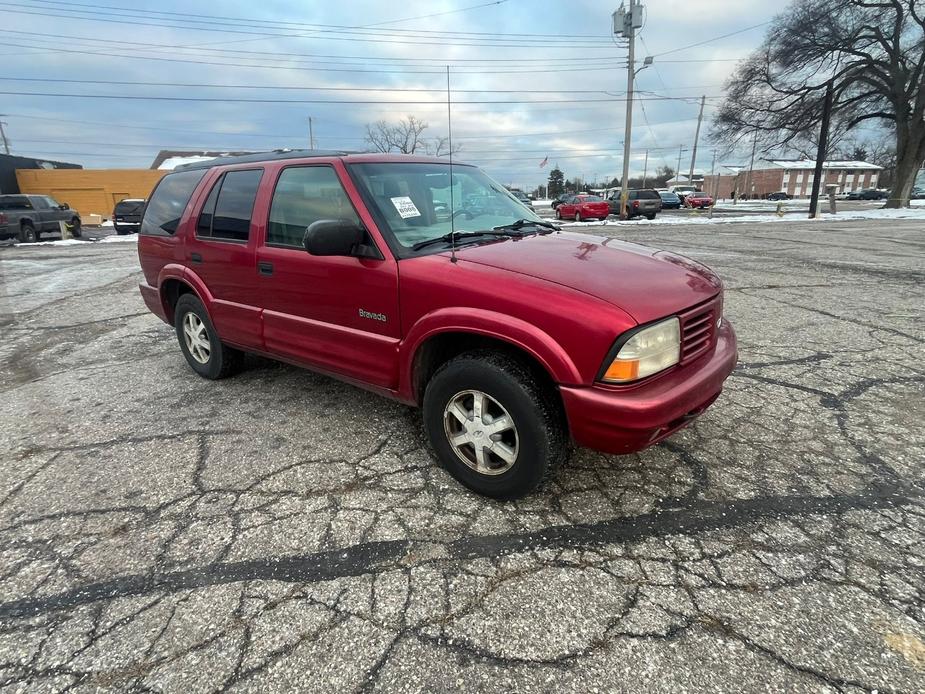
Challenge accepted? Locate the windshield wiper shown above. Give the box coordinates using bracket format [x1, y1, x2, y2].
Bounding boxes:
[411, 230, 514, 252]
[492, 219, 560, 233]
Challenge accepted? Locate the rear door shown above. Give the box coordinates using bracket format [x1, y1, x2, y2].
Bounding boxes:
[254, 163, 401, 390]
[27, 196, 57, 231]
[184, 168, 264, 351]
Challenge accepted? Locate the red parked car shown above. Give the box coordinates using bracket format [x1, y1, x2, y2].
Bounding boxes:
[138, 151, 737, 499]
[555, 194, 611, 221]
[685, 191, 714, 209]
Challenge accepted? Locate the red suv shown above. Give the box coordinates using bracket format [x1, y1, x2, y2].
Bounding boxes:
[138, 151, 737, 498]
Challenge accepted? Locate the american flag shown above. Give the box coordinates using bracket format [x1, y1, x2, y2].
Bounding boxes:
[539, 156, 548, 168]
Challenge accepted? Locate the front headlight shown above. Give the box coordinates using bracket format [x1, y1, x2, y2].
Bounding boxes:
[601, 317, 680, 383]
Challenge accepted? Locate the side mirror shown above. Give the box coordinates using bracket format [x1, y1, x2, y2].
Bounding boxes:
[303, 219, 372, 257]
[59, 203, 69, 210]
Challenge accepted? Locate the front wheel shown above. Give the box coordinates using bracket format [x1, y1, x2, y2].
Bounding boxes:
[66, 218, 81, 238]
[574, 211, 581, 222]
[173, 294, 244, 379]
[423, 351, 569, 499]
[555, 208, 562, 220]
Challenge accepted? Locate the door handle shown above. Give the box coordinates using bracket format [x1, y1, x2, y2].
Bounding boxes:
[190, 252, 203, 264]
[258, 261, 274, 276]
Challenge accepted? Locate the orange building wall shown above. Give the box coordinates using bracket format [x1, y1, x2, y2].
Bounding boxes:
[15, 169, 167, 219]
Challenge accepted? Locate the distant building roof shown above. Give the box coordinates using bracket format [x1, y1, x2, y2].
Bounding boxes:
[765, 159, 883, 170]
[667, 171, 705, 185]
[150, 150, 259, 170]
[0, 153, 82, 194]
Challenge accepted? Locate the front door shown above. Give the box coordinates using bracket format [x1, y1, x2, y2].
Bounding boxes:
[254, 164, 401, 390]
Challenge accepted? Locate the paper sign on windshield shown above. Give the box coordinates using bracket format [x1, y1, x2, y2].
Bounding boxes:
[391, 196, 421, 219]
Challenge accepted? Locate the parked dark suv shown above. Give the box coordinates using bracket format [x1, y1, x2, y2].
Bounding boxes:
[607, 189, 662, 219]
[113, 198, 145, 234]
[137, 150, 736, 498]
[0, 194, 81, 242]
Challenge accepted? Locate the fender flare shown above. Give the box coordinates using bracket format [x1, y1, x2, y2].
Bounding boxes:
[156, 265, 215, 322]
[398, 307, 582, 402]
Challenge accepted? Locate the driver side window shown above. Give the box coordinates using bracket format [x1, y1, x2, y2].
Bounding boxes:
[268, 166, 360, 248]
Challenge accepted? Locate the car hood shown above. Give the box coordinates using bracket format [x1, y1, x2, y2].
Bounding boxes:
[451, 231, 721, 324]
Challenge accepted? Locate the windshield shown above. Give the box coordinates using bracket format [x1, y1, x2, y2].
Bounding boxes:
[350, 162, 543, 251]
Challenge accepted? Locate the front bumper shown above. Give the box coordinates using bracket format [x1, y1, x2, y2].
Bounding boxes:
[560, 320, 737, 454]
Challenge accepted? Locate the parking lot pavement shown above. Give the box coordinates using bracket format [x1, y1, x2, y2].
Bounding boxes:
[0, 220, 922, 692]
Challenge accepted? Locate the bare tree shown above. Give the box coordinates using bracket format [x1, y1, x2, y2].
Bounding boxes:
[711, 0, 925, 207]
[364, 115, 460, 156]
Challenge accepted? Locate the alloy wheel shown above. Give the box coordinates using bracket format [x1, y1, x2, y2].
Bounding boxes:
[443, 389, 519, 476]
[183, 312, 211, 364]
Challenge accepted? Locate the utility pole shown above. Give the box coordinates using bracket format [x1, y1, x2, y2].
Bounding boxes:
[308, 116, 315, 150]
[688, 95, 706, 190]
[743, 130, 758, 202]
[676, 145, 684, 185]
[0, 115, 10, 155]
[708, 148, 717, 218]
[613, 0, 644, 218]
[642, 149, 648, 188]
[809, 80, 834, 219]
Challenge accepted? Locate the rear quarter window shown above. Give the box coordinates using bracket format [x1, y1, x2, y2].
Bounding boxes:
[0, 197, 32, 210]
[141, 169, 207, 236]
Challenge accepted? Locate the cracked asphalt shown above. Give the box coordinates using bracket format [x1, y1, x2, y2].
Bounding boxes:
[0, 220, 923, 693]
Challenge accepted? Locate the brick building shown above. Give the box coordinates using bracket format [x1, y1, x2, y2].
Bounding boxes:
[703, 159, 882, 199]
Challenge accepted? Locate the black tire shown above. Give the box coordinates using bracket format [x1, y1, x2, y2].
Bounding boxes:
[555, 208, 562, 220]
[19, 222, 37, 244]
[422, 350, 569, 499]
[114, 223, 129, 236]
[173, 294, 244, 380]
[598, 216, 608, 221]
[67, 217, 81, 238]
[646, 213, 656, 220]
[574, 211, 581, 222]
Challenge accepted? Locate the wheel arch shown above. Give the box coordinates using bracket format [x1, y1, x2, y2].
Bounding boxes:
[158, 268, 213, 325]
[400, 310, 582, 406]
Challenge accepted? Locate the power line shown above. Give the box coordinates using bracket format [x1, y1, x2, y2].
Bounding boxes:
[0, 40, 626, 75]
[0, 28, 620, 64]
[0, 77, 637, 95]
[17, 0, 589, 41]
[650, 20, 772, 58]
[0, 2, 619, 49]
[0, 90, 720, 104]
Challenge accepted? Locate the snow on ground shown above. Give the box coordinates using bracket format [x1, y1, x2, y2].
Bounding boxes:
[563, 206, 925, 227]
[31, 233, 138, 247]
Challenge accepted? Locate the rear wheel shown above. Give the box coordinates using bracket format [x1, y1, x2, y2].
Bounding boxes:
[646, 213, 656, 220]
[423, 351, 569, 499]
[173, 294, 244, 380]
[19, 222, 37, 243]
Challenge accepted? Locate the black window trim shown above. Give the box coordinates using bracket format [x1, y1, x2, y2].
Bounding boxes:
[140, 168, 208, 237]
[264, 163, 377, 255]
[194, 167, 263, 245]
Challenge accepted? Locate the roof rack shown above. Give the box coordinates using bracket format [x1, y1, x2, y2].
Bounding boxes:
[174, 149, 362, 171]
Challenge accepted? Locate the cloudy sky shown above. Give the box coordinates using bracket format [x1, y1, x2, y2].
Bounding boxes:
[1, 0, 781, 189]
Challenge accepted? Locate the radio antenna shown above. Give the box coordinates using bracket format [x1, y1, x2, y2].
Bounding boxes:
[446, 65, 457, 264]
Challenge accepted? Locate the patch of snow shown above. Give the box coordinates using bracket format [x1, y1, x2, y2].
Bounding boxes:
[98, 234, 138, 243]
[561, 206, 925, 227]
[157, 155, 216, 170]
